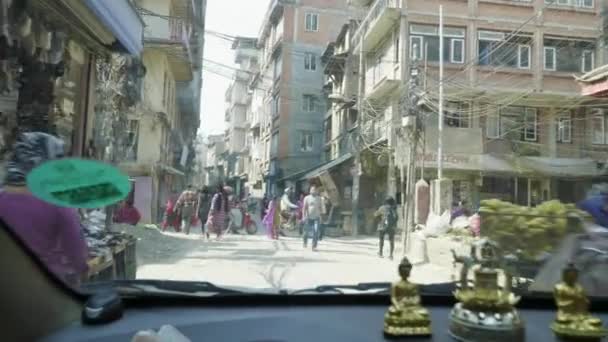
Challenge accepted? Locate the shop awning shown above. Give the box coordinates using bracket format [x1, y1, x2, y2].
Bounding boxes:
[83, 0, 144, 56]
[299, 153, 353, 181]
[519, 157, 604, 178]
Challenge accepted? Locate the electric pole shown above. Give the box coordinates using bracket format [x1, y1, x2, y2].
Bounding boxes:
[400, 50, 423, 254]
[352, 34, 365, 237]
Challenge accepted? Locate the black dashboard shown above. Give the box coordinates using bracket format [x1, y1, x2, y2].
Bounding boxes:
[41, 294, 608, 342]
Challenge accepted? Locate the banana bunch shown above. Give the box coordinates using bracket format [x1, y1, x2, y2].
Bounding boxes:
[479, 199, 588, 260]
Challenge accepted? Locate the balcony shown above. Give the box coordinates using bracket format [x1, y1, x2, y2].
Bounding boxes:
[365, 61, 400, 100]
[141, 11, 194, 81]
[352, 0, 400, 52]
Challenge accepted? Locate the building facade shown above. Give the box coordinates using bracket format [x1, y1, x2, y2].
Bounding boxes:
[311, 0, 607, 234]
[248, 0, 350, 197]
[121, 0, 205, 223]
[224, 37, 259, 196]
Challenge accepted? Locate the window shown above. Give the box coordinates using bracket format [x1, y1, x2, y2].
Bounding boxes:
[518, 45, 531, 69]
[486, 114, 500, 138]
[451, 39, 464, 63]
[302, 94, 316, 112]
[304, 53, 317, 71]
[271, 132, 279, 156]
[445, 102, 470, 128]
[305, 13, 319, 32]
[409, 24, 465, 64]
[271, 95, 280, 118]
[409, 36, 423, 61]
[273, 56, 282, 81]
[592, 109, 607, 144]
[544, 47, 556, 70]
[477, 30, 532, 69]
[523, 108, 538, 141]
[497, 106, 538, 141]
[299, 131, 314, 152]
[582, 50, 594, 73]
[545, 0, 593, 8]
[544, 38, 595, 72]
[125, 120, 139, 161]
[557, 114, 572, 143]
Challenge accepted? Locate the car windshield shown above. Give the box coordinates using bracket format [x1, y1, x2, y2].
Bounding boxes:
[0, 0, 608, 299]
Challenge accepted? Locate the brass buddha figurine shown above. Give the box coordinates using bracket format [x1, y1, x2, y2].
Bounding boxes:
[383, 257, 431, 337]
[551, 263, 607, 341]
[449, 239, 524, 342]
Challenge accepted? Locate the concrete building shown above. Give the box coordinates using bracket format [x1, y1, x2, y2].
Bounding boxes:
[223, 37, 259, 196]
[204, 134, 226, 187]
[249, 0, 351, 196]
[305, 0, 607, 234]
[121, 0, 205, 223]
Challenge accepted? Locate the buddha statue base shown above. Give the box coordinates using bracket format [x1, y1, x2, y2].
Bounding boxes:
[449, 303, 525, 342]
[383, 307, 432, 337]
[551, 319, 607, 342]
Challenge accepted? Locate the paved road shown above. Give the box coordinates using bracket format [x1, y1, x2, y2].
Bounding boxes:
[132, 228, 468, 291]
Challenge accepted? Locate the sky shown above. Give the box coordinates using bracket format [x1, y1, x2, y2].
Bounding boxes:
[199, 0, 269, 136]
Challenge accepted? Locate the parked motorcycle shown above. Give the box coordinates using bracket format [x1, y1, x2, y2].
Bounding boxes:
[227, 200, 259, 235]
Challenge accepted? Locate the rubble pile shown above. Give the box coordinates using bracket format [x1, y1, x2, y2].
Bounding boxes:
[81, 210, 135, 259]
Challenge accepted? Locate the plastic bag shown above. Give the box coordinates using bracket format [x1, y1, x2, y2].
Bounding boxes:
[451, 216, 470, 229]
[423, 210, 451, 237]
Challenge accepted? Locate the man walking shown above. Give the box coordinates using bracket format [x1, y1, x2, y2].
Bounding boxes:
[176, 185, 198, 234]
[302, 186, 323, 251]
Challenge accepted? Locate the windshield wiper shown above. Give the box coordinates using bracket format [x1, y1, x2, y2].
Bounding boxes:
[84, 279, 278, 297]
[290, 282, 391, 294]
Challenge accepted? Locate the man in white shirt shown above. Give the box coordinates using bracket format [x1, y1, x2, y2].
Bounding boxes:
[302, 186, 323, 251]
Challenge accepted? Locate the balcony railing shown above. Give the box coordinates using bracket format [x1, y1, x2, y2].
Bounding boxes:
[351, 0, 400, 51]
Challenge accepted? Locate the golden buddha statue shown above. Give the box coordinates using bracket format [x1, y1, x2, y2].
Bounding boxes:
[449, 239, 524, 342]
[384, 257, 431, 337]
[551, 263, 607, 340]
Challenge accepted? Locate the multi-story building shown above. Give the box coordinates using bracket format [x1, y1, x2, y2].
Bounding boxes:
[223, 37, 259, 196]
[313, 0, 607, 233]
[121, 0, 205, 222]
[249, 0, 350, 196]
[204, 134, 226, 187]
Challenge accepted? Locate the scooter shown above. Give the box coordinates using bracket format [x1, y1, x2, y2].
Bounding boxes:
[226, 201, 259, 235]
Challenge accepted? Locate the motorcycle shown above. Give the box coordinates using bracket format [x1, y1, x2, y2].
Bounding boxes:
[226, 200, 259, 235]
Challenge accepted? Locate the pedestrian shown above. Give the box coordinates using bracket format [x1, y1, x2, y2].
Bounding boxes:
[162, 193, 181, 232]
[0, 132, 88, 287]
[302, 186, 324, 251]
[296, 192, 305, 235]
[319, 191, 331, 241]
[197, 186, 212, 238]
[176, 185, 199, 234]
[113, 198, 141, 226]
[262, 194, 281, 240]
[375, 196, 398, 260]
[206, 184, 229, 240]
[280, 187, 298, 228]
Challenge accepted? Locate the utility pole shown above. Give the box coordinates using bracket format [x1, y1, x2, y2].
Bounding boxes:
[352, 34, 365, 237]
[431, 5, 452, 216]
[400, 51, 422, 254]
[437, 5, 444, 180]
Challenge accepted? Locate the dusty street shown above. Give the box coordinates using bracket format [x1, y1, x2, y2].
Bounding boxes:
[116, 225, 470, 290]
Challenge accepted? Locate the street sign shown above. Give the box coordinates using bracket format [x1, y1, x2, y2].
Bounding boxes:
[27, 158, 131, 208]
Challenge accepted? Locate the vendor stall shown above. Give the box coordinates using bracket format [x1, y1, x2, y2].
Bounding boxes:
[81, 210, 137, 282]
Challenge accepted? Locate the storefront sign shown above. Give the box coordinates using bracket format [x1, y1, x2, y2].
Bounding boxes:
[27, 158, 131, 208]
[418, 153, 472, 166]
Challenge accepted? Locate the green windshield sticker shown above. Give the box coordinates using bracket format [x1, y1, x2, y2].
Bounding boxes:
[27, 158, 131, 208]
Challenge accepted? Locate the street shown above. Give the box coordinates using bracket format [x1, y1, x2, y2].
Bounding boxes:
[116, 225, 469, 290]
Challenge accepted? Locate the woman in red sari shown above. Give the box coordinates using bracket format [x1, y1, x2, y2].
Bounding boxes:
[113, 199, 141, 226]
[162, 194, 181, 232]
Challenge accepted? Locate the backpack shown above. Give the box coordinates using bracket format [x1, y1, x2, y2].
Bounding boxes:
[384, 206, 398, 230]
